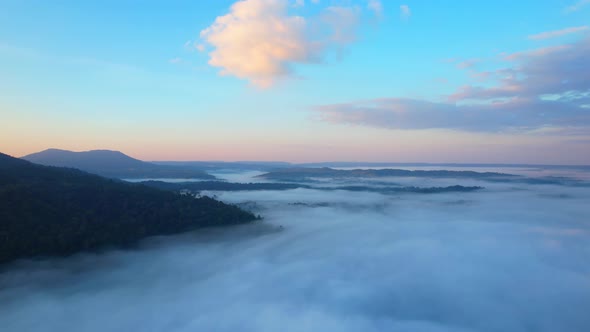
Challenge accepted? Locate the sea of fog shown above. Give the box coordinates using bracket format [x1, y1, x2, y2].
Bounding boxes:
[1, 166, 590, 332]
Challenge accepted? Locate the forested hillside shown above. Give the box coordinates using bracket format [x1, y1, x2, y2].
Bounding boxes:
[0, 153, 256, 264]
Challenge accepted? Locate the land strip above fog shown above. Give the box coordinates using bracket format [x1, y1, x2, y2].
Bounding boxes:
[139, 167, 589, 197]
[139, 180, 484, 195]
[254, 167, 589, 186]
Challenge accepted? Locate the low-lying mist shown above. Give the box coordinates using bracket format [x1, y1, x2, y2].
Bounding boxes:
[1, 172, 590, 332]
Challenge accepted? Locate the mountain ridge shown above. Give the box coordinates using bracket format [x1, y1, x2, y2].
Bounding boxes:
[22, 149, 215, 179]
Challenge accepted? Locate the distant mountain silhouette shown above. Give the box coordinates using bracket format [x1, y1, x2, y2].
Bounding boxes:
[0, 152, 257, 264]
[22, 149, 215, 179]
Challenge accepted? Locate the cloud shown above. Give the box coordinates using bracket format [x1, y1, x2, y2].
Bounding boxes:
[528, 26, 589, 40]
[293, 0, 305, 7]
[199, 0, 316, 87]
[1, 172, 590, 332]
[316, 98, 590, 132]
[316, 36, 590, 133]
[455, 59, 479, 69]
[367, 0, 383, 17]
[454, 36, 590, 101]
[400, 5, 411, 18]
[199, 0, 367, 87]
[502, 45, 571, 60]
[169, 57, 183, 64]
[320, 6, 361, 45]
[564, 0, 590, 13]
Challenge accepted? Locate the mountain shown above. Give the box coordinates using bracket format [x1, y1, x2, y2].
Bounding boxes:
[22, 149, 215, 179]
[0, 152, 257, 264]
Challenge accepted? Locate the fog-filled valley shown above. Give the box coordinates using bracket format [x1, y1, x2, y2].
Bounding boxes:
[3, 0, 590, 330]
[2, 166, 589, 332]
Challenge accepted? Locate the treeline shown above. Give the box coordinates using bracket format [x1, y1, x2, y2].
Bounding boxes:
[0, 153, 257, 264]
[258, 167, 517, 181]
[140, 180, 307, 192]
[140, 180, 483, 195]
[318, 185, 484, 194]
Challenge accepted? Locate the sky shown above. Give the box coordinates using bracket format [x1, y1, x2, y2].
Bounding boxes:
[0, 0, 589, 164]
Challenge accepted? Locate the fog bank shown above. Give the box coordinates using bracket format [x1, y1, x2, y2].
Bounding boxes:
[1, 172, 590, 332]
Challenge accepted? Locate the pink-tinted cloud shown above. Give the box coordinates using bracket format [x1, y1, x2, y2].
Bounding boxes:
[458, 36, 590, 101]
[199, 0, 368, 87]
[528, 26, 589, 40]
[455, 59, 479, 69]
[316, 97, 590, 132]
[200, 0, 316, 87]
[503, 45, 571, 61]
[316, 36, 590, 133]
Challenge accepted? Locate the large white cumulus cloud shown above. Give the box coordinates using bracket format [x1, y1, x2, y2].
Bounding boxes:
[200, 0, 317, 87]
[199, 0, 379, 87]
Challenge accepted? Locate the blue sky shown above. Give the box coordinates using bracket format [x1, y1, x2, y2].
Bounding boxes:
[1, 0, 589, 163]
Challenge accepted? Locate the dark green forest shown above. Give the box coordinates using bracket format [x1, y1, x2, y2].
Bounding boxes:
[141, 180, 306, 192]
[0, 153, 257, 264]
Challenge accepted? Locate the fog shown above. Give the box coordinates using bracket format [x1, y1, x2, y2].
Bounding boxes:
[1, 169, 590, 332]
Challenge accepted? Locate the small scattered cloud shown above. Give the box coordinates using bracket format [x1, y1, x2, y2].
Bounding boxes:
[400, 5, 411, 18]
[182, 40, 207, 53]
[564, 0, 590, 13]
[293, 0, 305, 7]
[198, 0, 374, 87]
[320, 6, 362, 45]
[528, 26, 589, 40]
[367, 0, 383, 18]
[169, 57, 183, 64]
[455, 59, 479, 69]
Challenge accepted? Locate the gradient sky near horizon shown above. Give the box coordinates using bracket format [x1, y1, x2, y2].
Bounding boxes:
[1, 0, 589, 164]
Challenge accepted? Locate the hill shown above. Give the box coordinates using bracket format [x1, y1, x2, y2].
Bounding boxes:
[0, 152, 257, 264]
[22, 149, 215, 179]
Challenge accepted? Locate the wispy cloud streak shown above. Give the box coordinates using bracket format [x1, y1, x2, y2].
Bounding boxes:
[528, 26, 589, 40]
